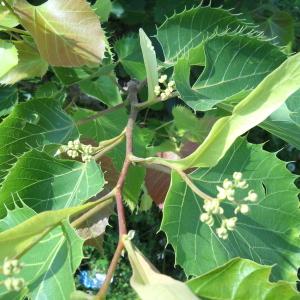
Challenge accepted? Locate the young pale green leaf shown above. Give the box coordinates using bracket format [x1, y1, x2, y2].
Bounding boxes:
[0, 198, 113, 261]
[171, 51, 300, 169]
[0, 98, 78, 184]
[187, 258, 300, 300]
[93, 0, 112, 22]
[139, 29, 158, 101]
[0, 149, 105, 215]
[13, 0, 105, 67]
[0, 40, 18, 78]
[161, 139, 300, 281]
[0, 41, 48, 85]
[0, 0, 19, 29]
[0, 86, 18, 116]
[0, 205, 84, 300]
[124, 238, 198, 300]
[156, 6, 253, 64]
[174, 34, 286, 111]
[114, 35, 146, 80]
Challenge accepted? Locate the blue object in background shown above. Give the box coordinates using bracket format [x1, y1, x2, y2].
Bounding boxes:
[78, 270, 109, 290]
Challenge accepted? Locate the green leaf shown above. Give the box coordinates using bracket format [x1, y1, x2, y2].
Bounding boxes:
[0, 97, 78, 184]
[172, 106, 216, 143]
[93, 0, 112, 22]
[0, 40, 18, 78]
[53, 67, 89, 86]
[114, 35, 146, 80]
[0, 149, 105, 215]
[124, 238, 198, 300]
[173, 51, 300, 169]
[0, 0, 19, 29]
[262, 89, 300, 148]
[187, 258, 300, 300]
[34, 82, 62, 99]
[161, 139, 300, 281]
[0, 205, 84, 300]
[0, 198, 113, 260]
[174, 34, 286, 111]
[139, 29, 158, 101]
[156, 6, 253, 64]
[0, 86, 18, 117]
[0, 41, 48, 85]
[13, 0, 105, 67]
[79, 73, 122, 107]
[258, 11, 295, 50]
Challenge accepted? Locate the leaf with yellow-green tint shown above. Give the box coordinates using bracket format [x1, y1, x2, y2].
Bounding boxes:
[0, 40, 18, 78]
[0, 41, 48, 85]
[13, 0, 105, 67]
[139, 29, 158, 101]
[124, 236, 198, 300]
[0, 0, 19, 29]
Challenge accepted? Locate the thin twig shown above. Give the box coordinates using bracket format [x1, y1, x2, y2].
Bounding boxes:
[130, 155, 214, 201]
[96, 240, 124, 299]
[96, 80, 140, 299]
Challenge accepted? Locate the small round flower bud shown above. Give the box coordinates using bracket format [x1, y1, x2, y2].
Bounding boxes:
[67, 141, 74, 148]
[236, 180, 248, 189]
[245, 190, 258, 202]
[225, 217, 237, 231]
[240, 204, 250, 214]
[154, 85, 161, 92]
[159, 75, 167, 83]
[223, 179, 233, 189]
[233, 172, 242, 181]
[160, 92, 167, 100]
[4, 277, 25, 292]
[206, 215, 214, 227]
[216, 186, 226, 200]
[200, 213, 210, 223]
[67, 150, 73, 157]
[168, 80, 175, 87]
[216, 227, 228, 240]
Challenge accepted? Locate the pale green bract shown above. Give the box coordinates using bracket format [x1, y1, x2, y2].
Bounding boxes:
[139, 29, 158, 101]
[0, 205, 84, 300]
[171, 51, 300, 169]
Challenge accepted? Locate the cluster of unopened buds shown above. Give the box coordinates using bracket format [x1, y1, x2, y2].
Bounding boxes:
[200, 172, 258, 240]
[58, 139, 94, 163]
[154, 75, 176, 100]
[1, 258, 25, 292]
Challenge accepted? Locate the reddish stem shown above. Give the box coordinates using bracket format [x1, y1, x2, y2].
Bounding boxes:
[96, 81, 139, 299]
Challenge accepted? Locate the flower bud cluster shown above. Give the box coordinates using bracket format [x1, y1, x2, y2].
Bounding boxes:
[199, 172, 258, 240]
[4, 277, 25, 292]
[1, 258, 25, 292]
[58, 139, 94, 163]
[154, 75, 176, 100]
[2, 258, 23, 276]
